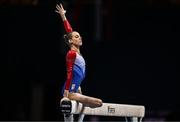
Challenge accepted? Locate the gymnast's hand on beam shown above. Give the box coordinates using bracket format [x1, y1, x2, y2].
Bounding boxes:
[63, 89, 69, 98]
[60, 96, 70, 106]
[60, 97, 70, 102]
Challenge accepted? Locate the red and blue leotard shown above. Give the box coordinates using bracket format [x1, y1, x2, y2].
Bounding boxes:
[62, 19, 86, 95]
[62, 50, 86, 93]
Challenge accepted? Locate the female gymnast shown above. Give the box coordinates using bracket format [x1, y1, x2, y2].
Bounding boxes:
[55, 3, 103, 122]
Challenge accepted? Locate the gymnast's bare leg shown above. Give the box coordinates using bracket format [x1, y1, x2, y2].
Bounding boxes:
[68, 92, 103, 108]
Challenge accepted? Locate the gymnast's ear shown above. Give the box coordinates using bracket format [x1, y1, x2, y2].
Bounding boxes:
[68, 39, 73, 43]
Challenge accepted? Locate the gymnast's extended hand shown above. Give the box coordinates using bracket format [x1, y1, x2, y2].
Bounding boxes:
[55, 3, 67, 21]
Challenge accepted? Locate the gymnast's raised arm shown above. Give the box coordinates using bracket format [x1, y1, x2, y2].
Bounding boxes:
[55, 3, 73, 33]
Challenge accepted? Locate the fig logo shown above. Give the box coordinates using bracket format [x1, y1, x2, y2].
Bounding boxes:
[108, 106, 115, 113]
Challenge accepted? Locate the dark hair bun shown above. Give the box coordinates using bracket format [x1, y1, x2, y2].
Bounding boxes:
[64, 34, 70, 46]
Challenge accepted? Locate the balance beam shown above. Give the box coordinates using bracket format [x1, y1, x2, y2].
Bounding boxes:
[60, 100, 145, 122]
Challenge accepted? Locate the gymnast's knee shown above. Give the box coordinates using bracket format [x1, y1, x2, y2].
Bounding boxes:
[95, 99, 103, 107]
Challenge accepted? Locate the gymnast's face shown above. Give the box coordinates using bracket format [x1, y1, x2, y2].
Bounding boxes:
[70, 31, 82, 46]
